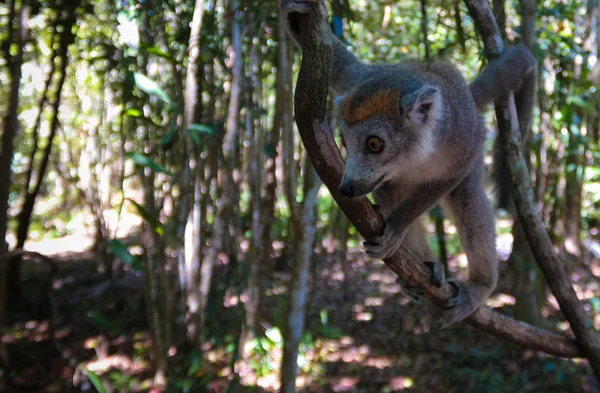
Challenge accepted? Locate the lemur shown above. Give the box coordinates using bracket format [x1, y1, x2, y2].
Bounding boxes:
[281, 0, 537, 327]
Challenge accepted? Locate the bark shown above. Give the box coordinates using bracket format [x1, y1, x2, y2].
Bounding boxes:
[259, 13, 288, 264]
[11, 9, 74, 298]
[504, 0, 542, 327]
[20, 22, 59, 217]
[282, 0, 580, 359]
[241, 37, 263, 353]
[180, 0, 206, 345]
[519, 0, 536, 49]
[563, 121, 583, 256]
[463, 0, 600, 379]
[432, 206, 448, 268]
[280, 162, 321, 393]
[0, 0, 29, 328]
[420, 0, 431, 59]
[492, 0, 506, 40]
[198, 0, 243, 337]
[15, 10, 75, 250]
[337, 212, 351, 299]
[454, 0, 467, 55]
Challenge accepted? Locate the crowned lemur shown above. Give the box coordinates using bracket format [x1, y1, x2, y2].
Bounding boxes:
[281, 0, 537, 327]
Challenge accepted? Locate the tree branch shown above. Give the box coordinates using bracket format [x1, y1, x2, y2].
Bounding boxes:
[283, 0, 580, 359]
[463, 0, 600, 379]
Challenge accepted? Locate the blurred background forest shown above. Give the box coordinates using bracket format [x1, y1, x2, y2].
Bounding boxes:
[1, 0, 600, 391]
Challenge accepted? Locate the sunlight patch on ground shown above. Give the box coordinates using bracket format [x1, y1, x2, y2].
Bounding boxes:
[328, 375, 359, 391]
[389, 376, 414, 390]
[2, 320, 51, 343]
[24, 234, 95, 256]
[84, 354, 134, 373]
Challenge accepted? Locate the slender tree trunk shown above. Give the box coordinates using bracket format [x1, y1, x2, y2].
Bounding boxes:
[563, 119, 583, 256]
[241, 37, 263, 354]
[0, 0, 29, 329]
[198, 0, 243, 337]
[280, 162, 321, 393]
[337, 212, 351, 299]
[420, 0, 430, 59]
[180, 0, 206, 346]
[492, 0, 506, 40]
[15, 12, 75, 250]
[432, 206, 448, 268]
[20, 23, 59, 210]
[454, 0, 467, 55]
[492, 0, 542, 326]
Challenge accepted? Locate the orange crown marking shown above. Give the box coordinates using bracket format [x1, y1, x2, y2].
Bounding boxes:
[342, 90, 400, 126]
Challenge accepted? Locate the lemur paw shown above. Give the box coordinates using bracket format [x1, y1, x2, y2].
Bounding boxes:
[424, 260, 445, 287]
[436, 280, 478, 329]
[363, 224, 405, 259]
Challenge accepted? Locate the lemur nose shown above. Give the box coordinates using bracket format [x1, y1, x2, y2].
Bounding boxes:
[339, 180, 354, 197]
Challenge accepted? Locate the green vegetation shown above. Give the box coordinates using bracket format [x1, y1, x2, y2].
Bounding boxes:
[0, 0, 599, 392]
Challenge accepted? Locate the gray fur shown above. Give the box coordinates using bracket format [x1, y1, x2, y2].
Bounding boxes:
[282, 0, 535, 327]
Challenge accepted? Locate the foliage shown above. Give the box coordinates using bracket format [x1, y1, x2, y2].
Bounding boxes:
[0, 0, 599, 391]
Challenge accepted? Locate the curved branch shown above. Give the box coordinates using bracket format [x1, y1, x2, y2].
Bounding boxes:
[284, 0, 580, 359]
[463, 0, 600, 379]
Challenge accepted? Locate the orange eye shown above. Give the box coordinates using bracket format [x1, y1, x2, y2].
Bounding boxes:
[366, 137, 384, 153]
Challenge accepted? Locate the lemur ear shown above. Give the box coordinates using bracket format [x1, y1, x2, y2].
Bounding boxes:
[400, 85, 442, 127]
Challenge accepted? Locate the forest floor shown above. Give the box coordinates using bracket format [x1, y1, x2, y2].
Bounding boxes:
[1, 236, 599, 393]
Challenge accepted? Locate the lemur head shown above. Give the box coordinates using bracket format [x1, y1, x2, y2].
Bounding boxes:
[337, 81, 443, 198]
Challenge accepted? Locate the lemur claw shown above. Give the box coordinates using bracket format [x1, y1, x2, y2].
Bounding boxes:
[364, 225, 404, 259]
[424, 260, 445, 287]
[436, 279, 477, 328]
[395, 260, 443, 302]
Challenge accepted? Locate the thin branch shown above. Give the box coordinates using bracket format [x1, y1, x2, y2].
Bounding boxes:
[463, 0, 600, 380]
[283, 0, 580, 359]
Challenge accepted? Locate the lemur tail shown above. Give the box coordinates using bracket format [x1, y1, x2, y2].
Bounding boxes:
[469, 45, 537, 210]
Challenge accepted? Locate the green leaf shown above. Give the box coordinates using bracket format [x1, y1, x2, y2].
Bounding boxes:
[125, 152, 174, 176]
[124, 108, 142, 117]
[161, 129, 178, 150]
[187, 355, 204, 377]
[86, 369, 108, 393]
[265, 327, 283, 345]
[187, 124, 216, 146]
[126, 198, 164, 235]
[108, 239, 141, 271]
[131, 72, 172, 105]
[144, 45, 174, 60]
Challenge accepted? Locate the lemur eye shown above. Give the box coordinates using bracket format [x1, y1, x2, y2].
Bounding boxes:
[366, 136, 384, 153]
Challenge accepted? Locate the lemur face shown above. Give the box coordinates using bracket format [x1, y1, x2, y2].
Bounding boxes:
[337, 85, 443, 198]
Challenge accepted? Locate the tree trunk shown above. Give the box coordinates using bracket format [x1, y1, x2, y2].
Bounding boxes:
[241, 37, 263, 354]
[420, 0, 430, 59]
[0, 0, 29, 329]
[280, 162, 321, 393]
[180, 0, 206, 346]
[198, 0, 243, 338]
[497, 0, 542, 326]
[563, 121, 583, 256]
[15, 11, 75, 250]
